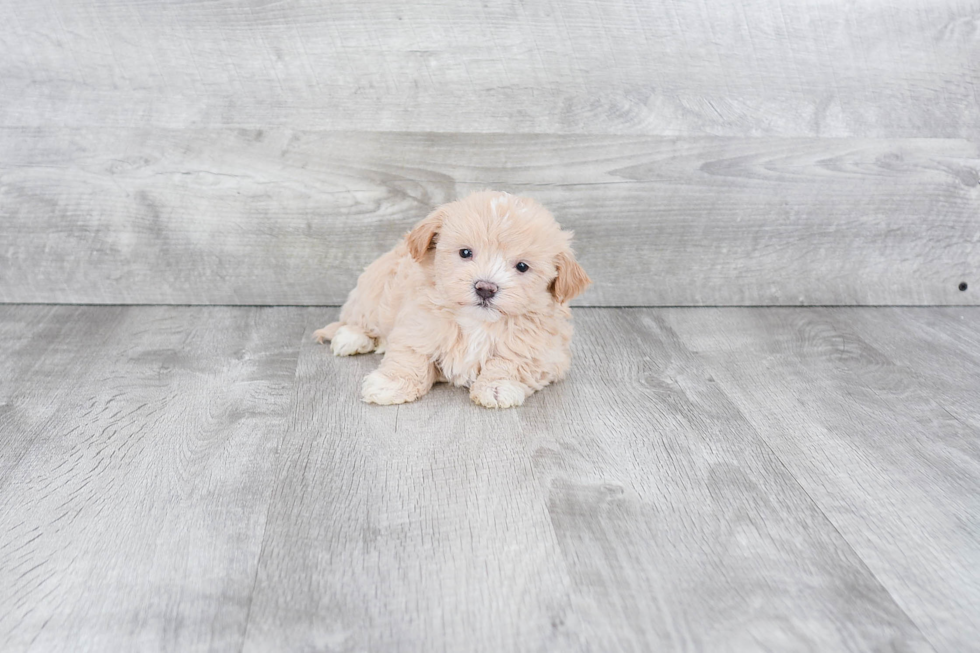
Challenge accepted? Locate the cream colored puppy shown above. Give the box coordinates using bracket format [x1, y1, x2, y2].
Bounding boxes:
[315, 191, 591, 408]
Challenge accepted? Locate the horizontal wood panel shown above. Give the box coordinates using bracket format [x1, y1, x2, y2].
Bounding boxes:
[1, 0, 978, 137]
[2, 128, 977, 306]
[2, 128, 977, 305]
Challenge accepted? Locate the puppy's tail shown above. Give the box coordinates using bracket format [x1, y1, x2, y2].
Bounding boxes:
[313, 321, 343, 343]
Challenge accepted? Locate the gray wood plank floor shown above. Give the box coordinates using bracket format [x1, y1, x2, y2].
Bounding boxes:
[2, 305, 978, 651]
[664, 307, 980, 652]
[0, 306, 315, 652]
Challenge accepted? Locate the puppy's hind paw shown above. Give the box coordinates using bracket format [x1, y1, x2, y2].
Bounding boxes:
[362, 371, 421, 405]
[329, 326, 376, 356]
[313, 322, 342, 344]
[471, 379, 527, 409]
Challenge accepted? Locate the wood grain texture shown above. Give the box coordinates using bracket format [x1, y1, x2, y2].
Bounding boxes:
[2, 128, 977, 306]
[241, 307, 932, 652]
[5, 305, 979, 650]
[664, 307, 980, 652]
[1, 0, 978, 137]
[833, 307, 980, 432]
[241, 309, 579, 652]
[0, 305, 312, 652]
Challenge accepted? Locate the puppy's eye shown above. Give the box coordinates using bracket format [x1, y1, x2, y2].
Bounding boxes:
[459, 249, 473, 259]
[516, 261, 529, 273]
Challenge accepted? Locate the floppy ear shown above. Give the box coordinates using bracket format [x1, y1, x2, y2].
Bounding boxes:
[405, 207, 444, 262]
[550, 248, 591, 304]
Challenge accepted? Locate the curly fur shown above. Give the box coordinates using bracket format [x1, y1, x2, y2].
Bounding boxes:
[314, 191, 591, 408]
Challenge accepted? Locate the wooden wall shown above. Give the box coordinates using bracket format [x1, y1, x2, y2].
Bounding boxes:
[1, 0, 978, 305]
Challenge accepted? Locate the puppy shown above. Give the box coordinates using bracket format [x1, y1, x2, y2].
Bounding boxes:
[314, 191, 590, 408]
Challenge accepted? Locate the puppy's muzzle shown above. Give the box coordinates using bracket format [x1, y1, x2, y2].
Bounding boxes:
[474, 280, 498, 301]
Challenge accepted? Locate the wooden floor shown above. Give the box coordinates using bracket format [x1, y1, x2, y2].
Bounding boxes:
[1, 305, 977, 652]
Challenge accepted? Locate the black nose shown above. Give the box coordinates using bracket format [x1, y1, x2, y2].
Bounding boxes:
[474, 280, 498, 300]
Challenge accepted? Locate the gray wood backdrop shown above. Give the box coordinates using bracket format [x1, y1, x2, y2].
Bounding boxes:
[1, 0, 978, 306]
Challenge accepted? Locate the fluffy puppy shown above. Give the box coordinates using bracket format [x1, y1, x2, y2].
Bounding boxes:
[314, 191, 590, 408]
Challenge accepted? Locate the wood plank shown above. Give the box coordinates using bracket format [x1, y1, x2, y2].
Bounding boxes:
[2, 129, 977, 306]
[1, 0, 978, 137]
[829, 307, 980, 432]
[0, 305, 310, 652]
[664, 307, 980, 652]
[241, 309, 579, 652]
[242, 307, 932, 651]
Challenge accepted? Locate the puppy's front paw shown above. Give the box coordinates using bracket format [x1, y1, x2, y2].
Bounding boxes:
[362, 371, 420, 405]
[471, 379, 527, 409]
[330, 326, 375, 356]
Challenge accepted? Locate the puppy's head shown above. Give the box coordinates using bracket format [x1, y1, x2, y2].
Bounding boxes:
[406, 191, 590, 320]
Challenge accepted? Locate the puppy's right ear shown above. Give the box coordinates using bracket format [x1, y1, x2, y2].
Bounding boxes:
[405, 207, 445, 262]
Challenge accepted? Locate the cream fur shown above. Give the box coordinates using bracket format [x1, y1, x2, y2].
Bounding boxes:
[315, 191, 591, 408]
[327, 325, 376, 357]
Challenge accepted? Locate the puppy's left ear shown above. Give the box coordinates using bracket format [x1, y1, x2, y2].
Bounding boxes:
[405, 207, 445, 262]
[550, 247, 591, 304]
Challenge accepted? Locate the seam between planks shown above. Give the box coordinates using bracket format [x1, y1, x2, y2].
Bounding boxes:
[237, 322, 312, 653]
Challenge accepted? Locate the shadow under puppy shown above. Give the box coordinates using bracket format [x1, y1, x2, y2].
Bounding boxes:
[315, 191, 591, 408]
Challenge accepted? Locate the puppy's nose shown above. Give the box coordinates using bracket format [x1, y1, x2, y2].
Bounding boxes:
[474, 280, 498, 300]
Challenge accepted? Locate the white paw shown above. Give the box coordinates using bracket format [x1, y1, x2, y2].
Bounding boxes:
[330, 326, 375, 356]
[362, 371, 418, 405]
[471, 379, 527, 409]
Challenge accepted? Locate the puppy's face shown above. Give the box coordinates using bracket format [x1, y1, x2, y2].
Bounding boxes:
[406, 192, 590, 320]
